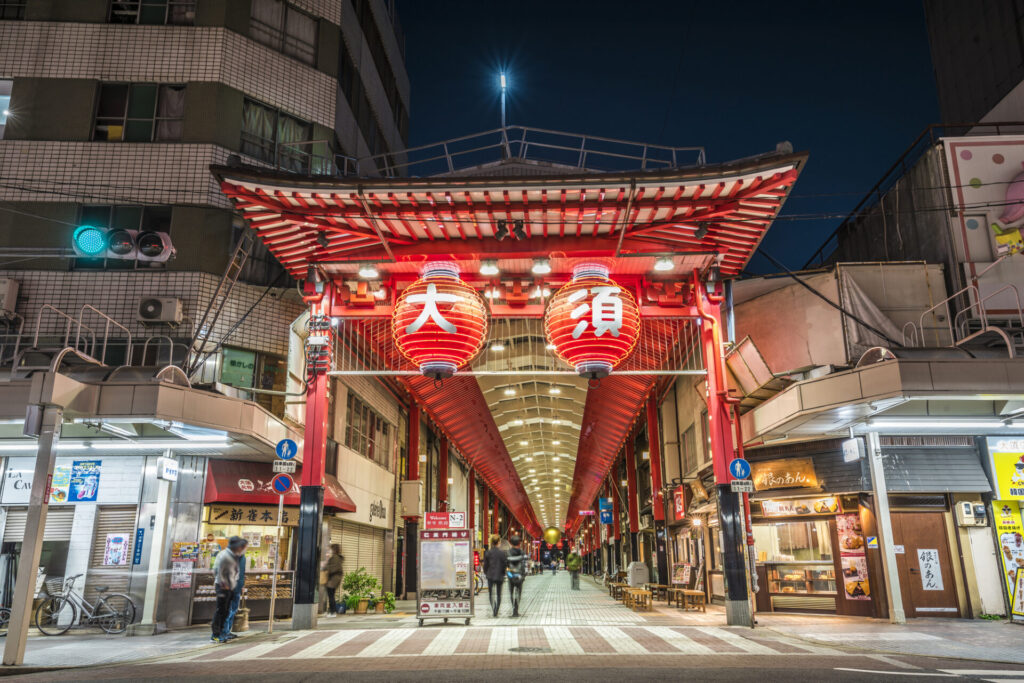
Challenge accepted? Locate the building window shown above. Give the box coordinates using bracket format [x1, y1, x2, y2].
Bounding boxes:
[109, 0, 195, 25]
[241, 99, 314, 173]
[0, 1, 25, 19]
[344, 391, 392, 471]
[250, 0, 317, 67]
[94, 83, 184, 142]
[681, 424, 697, 475]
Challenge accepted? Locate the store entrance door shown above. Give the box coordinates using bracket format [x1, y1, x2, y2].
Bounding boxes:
[891, 512, 959, 618]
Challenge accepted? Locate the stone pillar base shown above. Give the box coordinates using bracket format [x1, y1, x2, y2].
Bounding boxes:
[127, 622, 166, 637]
[291, 603, 318, 630]
[724, 599, 753, 627]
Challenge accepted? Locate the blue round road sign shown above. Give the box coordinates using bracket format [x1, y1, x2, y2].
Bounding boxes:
[276, 438, 298, 460]
[271, 473, 293, 494]
[729, 458, 751, 480]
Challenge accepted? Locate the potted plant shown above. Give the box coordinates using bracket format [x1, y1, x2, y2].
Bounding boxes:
[341, 568, 380, 615]
[381, 591, 396, 614]
[344, 594, 359, 614]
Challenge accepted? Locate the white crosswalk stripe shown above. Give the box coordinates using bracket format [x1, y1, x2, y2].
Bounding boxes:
[644, 626, 715, 654]
[295, 630, 364, 658]
[693, 626, 778, 654]
[223, 637, 304, 660]
[487, 626, 518, 654]
[600, 626, 651, 654]
[544, 625, 586, 654]
[357, 629, 415, 657]
[421, 628, 465, 655]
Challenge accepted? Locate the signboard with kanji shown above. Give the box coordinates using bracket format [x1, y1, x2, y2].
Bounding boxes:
[417, 528, 473, 626]
[207, 504, 298, 527]
[424, 511, 466, 529]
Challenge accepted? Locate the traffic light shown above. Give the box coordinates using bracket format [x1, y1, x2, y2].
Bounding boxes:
[72, 225, 174, 263]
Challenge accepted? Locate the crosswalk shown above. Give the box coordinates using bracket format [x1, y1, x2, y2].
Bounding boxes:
[178, 625, 842, 662]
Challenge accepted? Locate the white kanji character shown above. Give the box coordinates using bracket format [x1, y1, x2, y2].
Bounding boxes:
[569, 286, 624, 339]
[405, 283, 460, 334]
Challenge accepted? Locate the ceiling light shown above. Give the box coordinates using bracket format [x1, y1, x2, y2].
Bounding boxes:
[504, 387, 516, 396]
[480, 259, 499, 276]
[490, 342, 506, 352]
[542, 287, 551, 297]
[868, 419, 1006, 429]
[316, 232, 330, 248]
[553, 469, 560, 473]
[549, 387, 561, 395]
[641, 449, 650, 460]
[512, 419, 524, 426]
[525, 456, 533, 462]
[358, 263, 379, 279]
[545, 343, 556, 350]
[494, 219, 508, 240]
[513, 220, 527, 240]
[694, 223, 710, 239]
[531, 258, 551, 275]
[552, 440, 561, 445]
[447, 477, 454, 484]
[621, 479, 627, 486]
[553, 456, 560, 461]
[529, 469, 536, 473]
[519, 440, 528, 446]
[654, 256, 674, 271]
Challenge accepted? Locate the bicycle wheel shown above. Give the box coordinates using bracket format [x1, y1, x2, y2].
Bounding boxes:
[35, 596, 76, 636]
[96, 594, 136, 634]
[0, 607, 9, 636]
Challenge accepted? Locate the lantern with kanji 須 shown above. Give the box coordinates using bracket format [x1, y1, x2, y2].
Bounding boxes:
[544, 263, 640, 379]
[392, 262, 488, 379]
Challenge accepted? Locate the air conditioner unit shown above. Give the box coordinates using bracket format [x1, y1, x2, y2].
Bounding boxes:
[0, 278, 18, 319]
[137, 297, 183, 324]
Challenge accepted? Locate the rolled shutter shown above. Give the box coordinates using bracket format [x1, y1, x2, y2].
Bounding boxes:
[330, 520, 385, 588]
[3, 507, 74, 542]
[85, 506, 138, 601]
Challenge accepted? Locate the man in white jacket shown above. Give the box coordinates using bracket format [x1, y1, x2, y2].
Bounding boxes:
[210, 536, 248, 643]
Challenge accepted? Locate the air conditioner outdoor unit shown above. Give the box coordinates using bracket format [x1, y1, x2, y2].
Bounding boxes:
[137, 297, 183, 324]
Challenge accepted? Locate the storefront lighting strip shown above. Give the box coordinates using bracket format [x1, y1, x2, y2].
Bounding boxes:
[866, 420, 1007, 429]
[0, 440, 232, 452]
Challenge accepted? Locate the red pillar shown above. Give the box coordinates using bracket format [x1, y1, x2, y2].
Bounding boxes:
[611, 476, 622, 540]
[468, 470, 475, 533]
[625, 439, 640, 563]
[407, 403, 420, 482]
[492, 496, 500, 535]
[481, 487, 489, 542]
[646, 397, 665, 522]
[438, 436, 449, 511]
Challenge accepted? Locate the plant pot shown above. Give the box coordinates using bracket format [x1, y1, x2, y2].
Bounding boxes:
[234, 607, 250, 632]
[356, 599, 369, 614]
[375, 602, 385, 613]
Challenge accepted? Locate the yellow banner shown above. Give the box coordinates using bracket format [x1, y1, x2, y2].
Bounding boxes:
[990, 445, 1024, 500]
[206, 504, 298, 527]
[994, 500, 1024, 605]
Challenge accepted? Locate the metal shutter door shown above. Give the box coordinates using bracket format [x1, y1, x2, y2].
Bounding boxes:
[358, 525, 385, 587]
[3, 508, 74, 542]
[331, 520, 360, 580]
[85, 506, 137, 601]
[330, 521, 385, 587]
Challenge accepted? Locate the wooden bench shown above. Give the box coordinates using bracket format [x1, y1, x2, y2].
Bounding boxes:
[610, 582, 626, 600]
[680, 589, 706, 612]
[630, 589, 653, 612]
[645, 583, 668, 601]
[667, 587, 687, 608]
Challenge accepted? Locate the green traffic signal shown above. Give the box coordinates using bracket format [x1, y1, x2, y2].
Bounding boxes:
[72, 225, 107, 256]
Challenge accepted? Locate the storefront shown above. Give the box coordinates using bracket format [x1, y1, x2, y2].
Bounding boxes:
[190, 460, 355, 624]
[0, 456, 144, 608]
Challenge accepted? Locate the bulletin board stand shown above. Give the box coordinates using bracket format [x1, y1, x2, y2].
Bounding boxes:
[417, 528, 474, 627]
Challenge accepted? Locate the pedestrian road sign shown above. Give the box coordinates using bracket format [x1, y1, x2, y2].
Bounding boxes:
[273, 460, 296, 474]
[271, 473, 293, 494]
[276, 438, 298, 460]
[728, 458, 751, 480]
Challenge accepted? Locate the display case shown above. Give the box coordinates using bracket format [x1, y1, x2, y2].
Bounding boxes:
[766, 562, 836, 595]
[190, 569, 294, 623]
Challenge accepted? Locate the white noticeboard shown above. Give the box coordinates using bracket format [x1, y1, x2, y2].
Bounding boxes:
[917, 549, 944, 591]
[417, 528, 473, 626]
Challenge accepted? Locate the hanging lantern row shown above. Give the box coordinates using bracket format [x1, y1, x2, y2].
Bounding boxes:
[543, 263, 641, 379]
[391, 261, 640, 380]
[391, 262, 488, 379]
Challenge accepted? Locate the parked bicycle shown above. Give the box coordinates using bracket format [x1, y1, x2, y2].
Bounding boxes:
[34, 574, 136, 635]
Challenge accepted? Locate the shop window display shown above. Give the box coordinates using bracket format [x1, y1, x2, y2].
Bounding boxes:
[754, 521, 836, 599]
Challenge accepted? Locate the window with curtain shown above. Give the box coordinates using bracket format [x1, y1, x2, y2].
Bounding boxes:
[241, 99, 314, 172]
[344, 391, 392, 471]
[109, 1, 196, 25]
[250, 0, 317, 66]
[94, 83, 184, 142]
[681, 424, 697, 475]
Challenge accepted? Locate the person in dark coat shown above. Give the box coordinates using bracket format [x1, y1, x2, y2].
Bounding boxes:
[323, 544, 344, 617]
[482, 534, 507, 617]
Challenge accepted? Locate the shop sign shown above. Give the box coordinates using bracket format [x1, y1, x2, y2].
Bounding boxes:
[987, 439, 1024, 499]
[751, 457, 818, 491]
[424, 511, 466, 529]
[994, 500, 1024, 607]
[207, 504, 299, 527]
[69, 460, 101, 501]
[1013, 569, 1024, 620]
[599, 497, 613, 524]
[917, 549, 944, 591]
[221, 347, 256, 388]
[157, 457, 178, 482]
[671, 562, 692, 586]
[170, 560, 193, 589]
[673, 486, 686, 521]
[760, 496, 840, 518]
[419, 600, 471, 616]
[133, 528, 145, 565]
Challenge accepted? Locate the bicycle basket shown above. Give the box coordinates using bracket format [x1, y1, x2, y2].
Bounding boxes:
[43, 577, 65, 596]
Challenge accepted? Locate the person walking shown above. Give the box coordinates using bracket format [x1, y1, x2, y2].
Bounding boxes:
[482, 534, 507, 617]
[222, 538, 248, 640]
[505, 534, 527, 617]
[211, 536, 248, 643]
[551, 556, 557, 575]
[323, 544, 344, 618]
[566, 548, 582, 590]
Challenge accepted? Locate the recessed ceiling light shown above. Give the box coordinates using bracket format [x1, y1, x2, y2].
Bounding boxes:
[546, 343, 556, 350]
[490, 342, 506, 351]
[480, 259, 499, 276]
[504, 387, 516, 396]
[358, 263, 379, 278]
[553, 469, 560, 473]
[512, 419, 524, 426]
[654, 256, 674, 272]
[519, 440, 528, 446]
[529, 469, 536, 473]
[525, 456, 533, 462]
[553, 456, 560, 461]
[531, 258, 551, 275]
[552, 440, 561, 445]
[549, 387, 561, 395]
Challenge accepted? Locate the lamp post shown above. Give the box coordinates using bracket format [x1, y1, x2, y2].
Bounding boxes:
[500, 72, 507, 129]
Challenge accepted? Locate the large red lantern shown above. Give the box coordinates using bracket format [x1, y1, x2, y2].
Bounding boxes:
[544, 263, 640, 378]
[392, 262, 488, 379]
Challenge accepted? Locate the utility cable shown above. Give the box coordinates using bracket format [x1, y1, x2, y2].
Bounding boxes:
[757, 249, 904, 348]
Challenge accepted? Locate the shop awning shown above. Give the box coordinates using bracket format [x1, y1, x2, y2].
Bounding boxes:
[203, 460, 356, 512]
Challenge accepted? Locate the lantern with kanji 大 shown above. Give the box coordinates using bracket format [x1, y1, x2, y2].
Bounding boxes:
[544, 263, 640, 378]
[392, 262, 488, 379]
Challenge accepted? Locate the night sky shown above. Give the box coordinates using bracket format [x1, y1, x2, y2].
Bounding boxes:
[394, 0, 939, 272]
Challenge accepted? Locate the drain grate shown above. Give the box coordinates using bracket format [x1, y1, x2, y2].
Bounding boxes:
[509, 646, 551, 653]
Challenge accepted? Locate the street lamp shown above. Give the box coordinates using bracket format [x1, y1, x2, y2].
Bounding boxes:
[500, 72, 507, 129]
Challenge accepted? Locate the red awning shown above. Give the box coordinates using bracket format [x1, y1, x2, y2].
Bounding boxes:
[203, 460, 356, 512]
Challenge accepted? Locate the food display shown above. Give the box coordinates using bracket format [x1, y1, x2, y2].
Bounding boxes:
[836, 512, 871, 602]
[766, 563, 836, 595]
